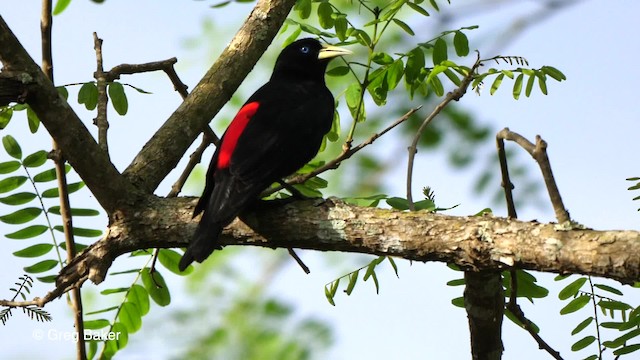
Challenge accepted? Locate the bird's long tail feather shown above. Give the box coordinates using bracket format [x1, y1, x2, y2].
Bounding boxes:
[179, 219, 223, 271]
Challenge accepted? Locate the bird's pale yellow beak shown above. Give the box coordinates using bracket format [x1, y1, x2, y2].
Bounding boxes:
[318, 44, 352, 60]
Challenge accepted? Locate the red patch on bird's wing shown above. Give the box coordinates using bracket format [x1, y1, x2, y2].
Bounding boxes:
[217, 102, 260, 169]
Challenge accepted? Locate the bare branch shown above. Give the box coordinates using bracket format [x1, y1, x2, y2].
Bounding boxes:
[496, 128, 570, 223]
[93, 32, 110, 155]
[406, 54, 482, 210]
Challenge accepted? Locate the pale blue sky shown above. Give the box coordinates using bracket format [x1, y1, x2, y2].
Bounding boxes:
[1, 1, 640, 359]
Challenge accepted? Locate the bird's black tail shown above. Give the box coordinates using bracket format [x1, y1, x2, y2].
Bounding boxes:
[179, 219, 224, 271]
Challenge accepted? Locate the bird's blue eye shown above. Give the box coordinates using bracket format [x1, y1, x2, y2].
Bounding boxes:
[300, 46, 310, 54]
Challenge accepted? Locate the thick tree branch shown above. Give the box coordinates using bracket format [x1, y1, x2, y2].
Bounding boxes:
[0, 15, 140, 213]
[44, 197, 640, 298]
[122, 0, 297, 193]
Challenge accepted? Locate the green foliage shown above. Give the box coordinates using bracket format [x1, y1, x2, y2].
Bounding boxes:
[0, 274, 52, 325]
[627, 177, 640, 210]
[324, 256, 398, 306]
[555, 275, 640, 358]
[0, 135, 102, 284]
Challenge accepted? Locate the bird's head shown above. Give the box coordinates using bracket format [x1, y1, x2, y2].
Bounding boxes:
[272, 38, 352, 82]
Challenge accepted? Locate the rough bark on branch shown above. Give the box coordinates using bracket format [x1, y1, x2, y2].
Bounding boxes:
[56, 197, 640, 289]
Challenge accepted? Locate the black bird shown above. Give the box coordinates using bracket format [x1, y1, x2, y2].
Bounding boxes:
[179, 38, 351, 271]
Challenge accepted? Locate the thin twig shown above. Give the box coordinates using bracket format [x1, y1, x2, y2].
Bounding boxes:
[496, 135, 517, 218]
[93, 32, 110, 156]
[496, 128, 570, 223]
[506, 278, 563, 359]
[288, 248, 310, 274]
[496, 127, 564, 359]
[587, 276, 604, 358]
[263, 106, 421, 197]
[41, 2, 87, 359]
[406, 53, 482, 210]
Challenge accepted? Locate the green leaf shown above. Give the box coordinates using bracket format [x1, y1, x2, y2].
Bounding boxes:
[0, 207, 42, 224]
[392, 19, 415, 36]
[428, 74, 444, 96]
[108, 82, 128, 115]
[141, 268, 171, 306]
[406, 2, 430, 16]
[0, 192, 36, 206]
[560, 295, 591, 315]
[127, 284, 150, 316]
[490, 73, 504, 95]
[345, 270, 359, 295]
[101, 288, 129, 295]
[345, 82, 363, 120]
[85, 306, 119, 316]
[0, 160, 21, 174]
[598, 300, 632, 311]
[294, 0, 311, 19]
[513, 73, 524, 100]
[103, 322, 128, 358]
[614, 344, 640, 356]
[48, 206, 100, 216]
[352, 29, 372, 47]
[158, 249, 192, 275]
[447, 279, 466, 286]
[324, 283, 336, 306]
[317, 2, 334, 29]
[24, 259, 58, 274]
[371, 52, 395, 65]
[326, 66, 350, 77]
[432, 38, 448, 65]
[26, 106, 40, 133]
[387, 257, 399, 278]
[334, 15, 348, 41]
[558, 277, 587, 300]
[53, 226, 102, 237]
[53, 0, 72, 15]
[386, 197, 410, 210]
[22, 150, 48, 168]
[428, 0, 439, 11]
[386, 59, 404, 91]
[3, 135, 22, 159]
[605, 328, 640, 348]
[84, 319, 110, 330]
[0, 107, 13, 129]
[594, 283, 623, 296]
[56, 86, 69, 100]
[41, 181, 84, 198]
[541, 66, 566, 81]
[451, 296, 464, 308]
[571, 336, 595, 351]
[443, 69, 461, 86]
[571, 317, 593, 335]
[0, 176, 27, 193]
[13, 244, 53, 258]
[5, 224, 48, 239]
[37, 275, 57, 283]
[119, 302, 142, 333]
[525, 73, 535, 97]
[283, 26, 302, 47]
[405, 48, 425, 84]
[33, 168, 57, 183]
[78, 82, 98, 110]
[537, 72, 548, 95]
[453, 31, 469, 56]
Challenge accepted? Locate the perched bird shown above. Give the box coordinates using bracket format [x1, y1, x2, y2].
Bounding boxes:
[179, 38, 351, 271]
